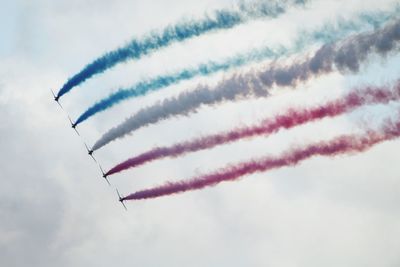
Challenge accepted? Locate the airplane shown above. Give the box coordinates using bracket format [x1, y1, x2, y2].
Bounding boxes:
[116, 189, 127, 210]
[50, 89, 63, 109]
[99, 165, 111, 186]
[67, 115, 80, 136]
[84, 143, 97, 162]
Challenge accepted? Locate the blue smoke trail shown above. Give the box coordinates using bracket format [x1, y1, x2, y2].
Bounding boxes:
[75, 7, 398, 125]
[74, 47, 280, 125]
[56, 0, 306, 99]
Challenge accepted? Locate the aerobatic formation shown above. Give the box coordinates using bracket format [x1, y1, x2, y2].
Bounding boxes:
[52, 0, 400, 208]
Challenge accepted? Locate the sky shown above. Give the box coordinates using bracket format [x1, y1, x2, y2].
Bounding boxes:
[0, 0, 400, 266]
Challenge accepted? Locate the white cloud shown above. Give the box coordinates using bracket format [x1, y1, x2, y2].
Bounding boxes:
[1, 0, 399, 266]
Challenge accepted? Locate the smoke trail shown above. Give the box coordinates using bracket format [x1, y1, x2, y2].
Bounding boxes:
[56, 0, 306, 99]
[122, 114, 400, 200]
[75, 8, 398, 125]
[105, 81, 400, 176]
[74, 47, 279, 125]
[92, 19, 400, 151]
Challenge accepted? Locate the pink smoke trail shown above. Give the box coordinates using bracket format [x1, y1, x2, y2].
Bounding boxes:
[107, 81, 400, 177]
[122, 113, 400, 201]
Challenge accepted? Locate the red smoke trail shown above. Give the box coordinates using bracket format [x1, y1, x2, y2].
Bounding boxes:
[107, 82, 400, 176]
[122, 115, 400, 201]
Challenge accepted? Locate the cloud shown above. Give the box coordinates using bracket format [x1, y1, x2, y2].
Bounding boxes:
[1, 0, 400, 267]
[0, 94, 66, 266]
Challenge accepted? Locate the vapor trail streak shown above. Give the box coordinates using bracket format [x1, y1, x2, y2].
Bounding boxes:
[122, 114, 400, 200]
[75, 8, 397, 125]
[105, 81, 400, 176]
[92, 19, 400, 151]
[56, 0, 306, 99]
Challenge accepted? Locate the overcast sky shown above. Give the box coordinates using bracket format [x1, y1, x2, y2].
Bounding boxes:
[1, 0, 400, 266]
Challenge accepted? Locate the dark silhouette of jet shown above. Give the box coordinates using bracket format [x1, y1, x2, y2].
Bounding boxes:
[99, 165, 111, 186]
[84, 143, 97, 162]
[116, 189, 127, 210]
[51, 89, 63, 109]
